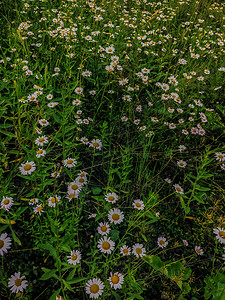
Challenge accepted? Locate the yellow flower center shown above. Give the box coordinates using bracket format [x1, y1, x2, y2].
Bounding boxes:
[90, 284, 99, 294]
[136, 248, 142, 254]
[123, 248, 128, 254]
[101, 225, 107, 232]
[102, 241, 110, 250]
[69, 194, 75, 199]
[136, 203, 141, 207]
[39, 138, 45, 142]
[108, 196, 115, 201]
[71, 184, 79, 190]
[42, 120, 47, 123]
[30, 97, 35, 100]
[71, 254, 77, 260]
[67, 159, 73, 164]
[4, 199, 9, 205]
[51, 198, 56, 203]
[15, 279, 22, 287]
[24, 164, 32, 171]
[219, 231, 225, 239]
[37, 150, 43, 154]
[93, 142, 99, 147]
[79, 178, 84, 183]
[112, 213, 119, 221]
[218, 155, 223, 159]
[111, 275, 119, 284]
[0, 240, 4, 249]
[159, 240, 165, 245]
[176, 187, 181, 192]
[37, 206, 42, 212]
[196, 248, 201, 254]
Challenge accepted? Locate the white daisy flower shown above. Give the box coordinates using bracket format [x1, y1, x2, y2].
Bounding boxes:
[35, 135, 49, 146]
[97, 222, 111, 236]
[76, 175, 88, 186]
[75, 87, 83, 94]
[105, 46, 115, 54]
[213, 227, 225, 244]
[89, 139, 102, 150]
[67, 250, 81, 265]
[108, 272, 124, 290]
[33, 205, 44, 215]
[133, 199, 145, 210]
[68, 181, 82, 195]
[177, 160, 187, 168]
[38, 119, 49, 126]
[8, 272, 28, 294]
[157, 237, 168, 248]
[0, 233, 12, 256]
[88, 214, 97, 219]
[195, 246, 203, 255]
[62, 158, 77, 168]
[86, 278, 104, 299]
[35, 127, 42, 135]
[97, 236, 115, 254]
[183, 240, 188, 246]
[47, 102, 58, 108]
[132, 243, 146, 258]
[179, 145, 186, 152]
[48, 196, 61, 208]
[46, 94, 53, 100]
[29, 198, 39, 206]
[36, 149, 46, 158]
[108, 208, 124, 224]
[120, 245, 131, 256]
[81, 137, 89, 145]
[105, 192, 118, 204]
[19, 161, 36, 175]
[174, 184, 184, 194]
[1, 196, 14, 211]
[215, 153, 225, 162]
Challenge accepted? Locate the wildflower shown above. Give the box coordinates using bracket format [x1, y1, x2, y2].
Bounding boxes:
[108, 208, 124, 224]
[191, 127, 199, 135]
[179, 145, 186, 152]
[8, 272, 28, 294]
[72, 99, 81, 106]
[1, 197, 14, 211]
[82, 70, 92, 77]
[119, 78, 129, 86]
[183, 240, 188, 246]
[67, 250, 81, 265]
[177, 160, 187, 168]
[108, 272, 124, 290]
[121, 116, 128, 122]
[75, 87, 83, 94]
[169, 123, 176, 129]
[86, 278, 104, 299]
[120, 245, 131, 256]
[97, 236, 115, 254]
[88, 214, 97, 219]
[213, 227, 225, 244]
[36, 149, 46, 158]
[132, 243, 146, 258]
[39, 119, 49, 126]
[215, 153, 225, 162]
[48, 196, 61, 208]
[62, 158, 77, 168]
[35, 135, 49, 146]
[29, 198, 39, 206]
[89, 139, 102, 150]
[47, 102, 58, 108]
[105, 192, 118, 204]
[97, 222, 111, 236]
[158, 237, 168, 248]
[51, 171, 60, 178]
[133, 199, 145, 210]
[164, 178, 171, 184]
[33, 205, 44, 215]
[195, 246, 203, 255]
[174, 184, 184, 194]
[105, 46, 115, 54]
[0, 233, 11, 256]
[19, 161, 36, 175]
[46, 94, 53, 100]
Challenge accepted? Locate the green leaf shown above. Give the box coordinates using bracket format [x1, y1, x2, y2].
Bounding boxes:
[144, 255, 164, 270]
[39, 243, 57, 260]
[49, 289, 61, 300]
[92, 187, 102, 195]
[67, 277, 87, 284]
[109, 229, 119, 242]
[67, 269, 76, 281]
[112, 291, 121, 300]
[40, 269, 57, 280]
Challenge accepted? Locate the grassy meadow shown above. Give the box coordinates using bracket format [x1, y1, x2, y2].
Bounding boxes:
[0, 0, 225, 299]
